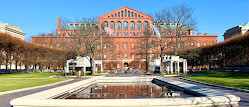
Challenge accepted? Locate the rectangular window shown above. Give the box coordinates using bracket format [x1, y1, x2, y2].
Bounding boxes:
[111, 55, 113, 59]
[185, 43, 188, 47]
[117, 54, 120, 59]
[132, 54, 135, 59]
[104, 64, 107, 68]
[197, 43, 200, 47]
[138, 44, 141, 48]
[104, 55, 107, 59]
[117, 44, 119, 49]
[191, 43, 194, 47]
[124, 44, 127, 48]
[204, 43, 207, 46]
[151, 54, 154, 58]
[124, 54, 127, 59]
[132, 44, 135, 49]
[117, 64, 120, 68]
[139, 64, 141, 68]
[111, 64, 113, 68]
[104, 44, 107, 49]
[165, 43, 167, 48]
[178, 43, 180, 48]
[110, 44, 113, 48]
[151, 44, 154, 48]
[139, 55, 141, 59]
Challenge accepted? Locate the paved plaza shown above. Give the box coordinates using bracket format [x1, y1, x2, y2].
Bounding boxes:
[1, 75, 249, 107]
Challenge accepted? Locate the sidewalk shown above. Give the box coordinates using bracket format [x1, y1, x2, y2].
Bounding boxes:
[168, 76, 249, 107]
[0, 78, 85, 107]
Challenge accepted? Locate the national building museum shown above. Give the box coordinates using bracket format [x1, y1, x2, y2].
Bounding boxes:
[31, 6, 218, 71]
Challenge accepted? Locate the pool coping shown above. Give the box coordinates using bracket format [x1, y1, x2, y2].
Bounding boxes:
[10, 76, 240, 107]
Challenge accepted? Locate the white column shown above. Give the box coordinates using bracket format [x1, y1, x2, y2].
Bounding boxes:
[183, 61, 185, 74]
[177, 61, 180, 74]
[170, 61, 173, 74]
[166, 62, 170, 73]
[185, 61, 188, 73]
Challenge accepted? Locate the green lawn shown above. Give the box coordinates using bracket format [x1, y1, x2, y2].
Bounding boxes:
[97, 71, 108, 73]
[0, 72, 64, 78]
[0, 72, 67, 92]
[185, 71, 249, 90]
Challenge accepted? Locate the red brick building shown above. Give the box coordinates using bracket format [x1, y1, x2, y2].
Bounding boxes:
[31, 6, 218, 71]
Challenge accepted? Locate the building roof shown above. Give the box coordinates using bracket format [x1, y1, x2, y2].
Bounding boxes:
[159, 25, 191, 30]
[242, 21, 249, 27]
[0, 21, 7, 25]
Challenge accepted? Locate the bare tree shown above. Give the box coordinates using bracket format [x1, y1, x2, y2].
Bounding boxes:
[57, 17, 112, 75]
[137, 29, 154, 72]
[154, 4, 197, 74]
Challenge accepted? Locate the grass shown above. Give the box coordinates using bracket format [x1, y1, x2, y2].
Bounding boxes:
[0, 72, 64, 78]
[97, 71, 108, 73]
[185, 71, 249, 90]
[0, 72, 67, 92]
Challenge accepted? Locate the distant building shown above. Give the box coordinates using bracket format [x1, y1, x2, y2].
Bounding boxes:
[0, 21, 25, 39]
[223, 22, 249, 40]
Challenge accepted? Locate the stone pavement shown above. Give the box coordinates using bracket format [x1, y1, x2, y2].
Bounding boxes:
[0, 78, 86, 107]
[168, 76, 249, 107]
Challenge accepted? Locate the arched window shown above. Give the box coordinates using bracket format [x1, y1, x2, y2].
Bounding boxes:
[133, 32, 135, 36]
[115, 13, 117, 17]
[140, 32, 142, 36]
[120, 33, 122, 36]
[110, 21, 115, 30]
[137, 21, 141, 30]
[123, 21, 128, 30]
[123, 33, 125, 36]
[128, 11, 130, 17]
[130, 33, 132, 36]
[117, 21, 121, 30]
[118, 12, 120, 17]
[130, 21, 135, 30]
[131, 12, 133, 17]
[143, 21, 148, 30]
[104, 21, 108, 27]
[126, 32, 128, 36]
[138, 14, 140, 17]
[113, 33, 115, 36]
[117, 33, 119, 36]
[135, 13, 137, 17]
[121, 11, 123, 17]
[125, 9, 127, 17]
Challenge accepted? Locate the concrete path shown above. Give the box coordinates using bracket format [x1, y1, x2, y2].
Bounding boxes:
[168, 76, 249, 107]
[0, 78, 86, 107]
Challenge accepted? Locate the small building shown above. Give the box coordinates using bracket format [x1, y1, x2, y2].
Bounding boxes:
[0, 21, 25, 40]
[149, 55, 188, 74]
[223, 22, 249, 40]
[65, 56, 103, 76]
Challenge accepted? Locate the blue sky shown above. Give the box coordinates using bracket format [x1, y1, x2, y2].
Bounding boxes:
[0, 0, 248, 42]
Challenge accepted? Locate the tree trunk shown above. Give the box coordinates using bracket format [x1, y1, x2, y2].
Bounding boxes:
[15, 61, 18, 73]
[145, 54, 148, 72]
[92, 56, 96, 75]
[5, 64, 8, 74]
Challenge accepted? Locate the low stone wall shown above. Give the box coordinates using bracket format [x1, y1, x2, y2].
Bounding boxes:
[10, 76, 240, 107]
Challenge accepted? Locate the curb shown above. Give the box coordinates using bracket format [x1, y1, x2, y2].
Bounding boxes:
[0, 79, 73, 96]
[180, 77, 249, 93]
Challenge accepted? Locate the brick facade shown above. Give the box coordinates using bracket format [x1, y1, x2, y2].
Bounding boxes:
[31, 6, 218, 71]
